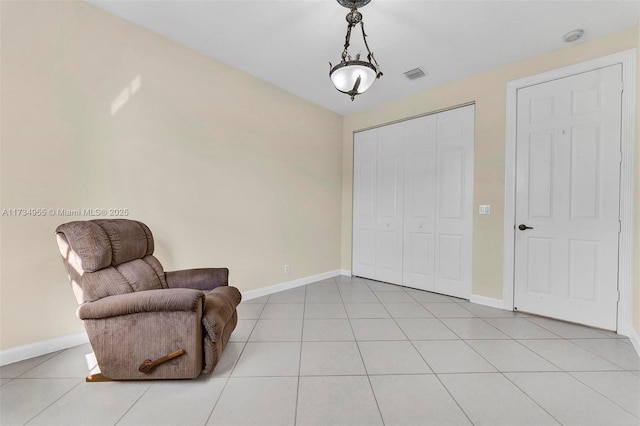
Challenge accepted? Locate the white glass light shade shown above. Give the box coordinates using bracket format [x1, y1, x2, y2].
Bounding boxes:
[330, 62, 377, 96]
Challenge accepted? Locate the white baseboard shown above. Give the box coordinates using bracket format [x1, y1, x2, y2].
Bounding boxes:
[0, 331, 89, 366]
[629, 327, 640, 358]
[470, 294, 505, 309]
[242, 269, 344, 301]
[340, 269, 352, 276]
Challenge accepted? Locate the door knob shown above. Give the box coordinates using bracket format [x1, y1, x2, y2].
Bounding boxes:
[518, 224, 533, 231]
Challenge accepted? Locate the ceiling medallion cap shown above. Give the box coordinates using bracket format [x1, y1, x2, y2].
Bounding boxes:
[563, 29, 584, 43]
[346, 10, 362, 24]
[336, 0, 371, 10]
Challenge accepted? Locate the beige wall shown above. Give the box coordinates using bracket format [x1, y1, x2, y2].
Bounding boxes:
[0, 1, 343, 350]
[341, 27, 638, 304]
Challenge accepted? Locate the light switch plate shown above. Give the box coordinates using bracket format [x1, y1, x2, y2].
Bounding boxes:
[479, 204, 491, 215]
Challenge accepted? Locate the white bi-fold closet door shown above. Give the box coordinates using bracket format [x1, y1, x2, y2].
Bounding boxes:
[353, 105, 474, 299]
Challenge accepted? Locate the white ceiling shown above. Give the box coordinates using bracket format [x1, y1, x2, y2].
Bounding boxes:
[89, 0, 639, 115]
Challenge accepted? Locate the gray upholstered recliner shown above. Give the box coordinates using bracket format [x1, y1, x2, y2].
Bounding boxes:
[55, 219, 241, 381]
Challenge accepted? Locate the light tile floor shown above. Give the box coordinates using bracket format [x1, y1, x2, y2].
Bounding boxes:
[1, 276, 639, 425]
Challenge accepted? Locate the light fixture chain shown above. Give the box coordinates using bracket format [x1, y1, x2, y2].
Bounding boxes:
[342, 21, 355, 62]
[359, 21, 381, 76]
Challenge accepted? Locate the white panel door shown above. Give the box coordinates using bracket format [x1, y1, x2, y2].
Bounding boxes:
[403, 115, 437, 290]
[514, 65, 622, 330]
[375, 122, 404, 285]
[352, 129, 377, 279]
[434, 106, 475, 298]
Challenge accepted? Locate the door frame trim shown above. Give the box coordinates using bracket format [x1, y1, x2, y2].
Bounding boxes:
[503, 49, 637, 334]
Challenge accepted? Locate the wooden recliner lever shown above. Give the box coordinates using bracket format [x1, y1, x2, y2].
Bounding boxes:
[138, 349, 186, 373]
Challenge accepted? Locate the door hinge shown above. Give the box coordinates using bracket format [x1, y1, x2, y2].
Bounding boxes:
[620, 82, 624, 94]
[617, 291, 621, 302]
[619, 151, 623, 163]
[618, 221, 622, 233]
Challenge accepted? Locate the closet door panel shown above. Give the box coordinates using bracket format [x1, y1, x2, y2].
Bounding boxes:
[439, 148, 464, 219]
[434, 106, 474, 298]
[352, 129, 378, 279]
[403, 115, 437, 290]
[375, 123, 404, 285]
[438, 234, 463, 281]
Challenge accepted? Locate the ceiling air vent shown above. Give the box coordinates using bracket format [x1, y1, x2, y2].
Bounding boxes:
[404, 67, 426, 81]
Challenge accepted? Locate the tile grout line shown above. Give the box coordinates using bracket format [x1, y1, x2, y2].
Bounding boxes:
[292, 283, 309, 426]
[499, 371, 564, 425]
[203, 299, 267, 425]
[341, 278, 386, 426]
[6, 346, 94, 424]
[520, 316, 616, 340]
[468, 315, 572, 373]
[376, 284, 476, 426]
[415, 295, 564, 425]
[446, 333, 565, 424]
[518, 337, 626, 373]
[563, 338, 633, 370]
[10, 351, 64, 380]
[113, 381, 155, 426]
[440, 304, 538, 375]
[201, 358, 242, 425]
[0, 351, 64, 383]
[465, 312, 634, 424]
[566, 371, 640, 419]
[22, 377, 84, 425]
[465, 310, 589, 376]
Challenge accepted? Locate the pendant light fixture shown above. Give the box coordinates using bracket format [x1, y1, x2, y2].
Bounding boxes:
[329, 0, 382, 101]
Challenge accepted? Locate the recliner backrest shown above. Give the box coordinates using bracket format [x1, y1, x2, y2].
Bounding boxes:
[56, 219, 168, 304]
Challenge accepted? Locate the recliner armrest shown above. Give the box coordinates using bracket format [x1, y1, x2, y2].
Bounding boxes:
[77, 288, 205, 320]
[165, 268, 229, 291]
